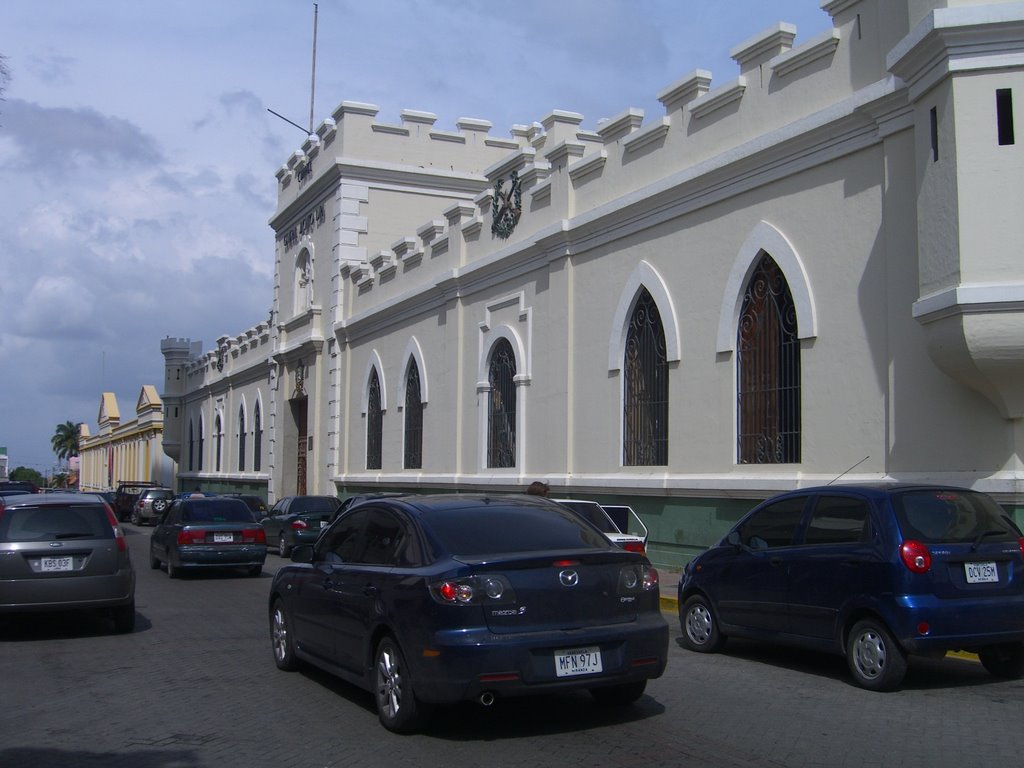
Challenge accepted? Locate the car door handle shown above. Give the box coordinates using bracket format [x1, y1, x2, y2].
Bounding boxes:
[363, 585, 379, 597]
[770, 557, 784, 567]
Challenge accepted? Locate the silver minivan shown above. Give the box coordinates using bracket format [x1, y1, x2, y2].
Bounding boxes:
[0, 492, 135, 632]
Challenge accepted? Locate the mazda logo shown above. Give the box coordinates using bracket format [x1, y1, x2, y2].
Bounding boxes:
[559, 570, 579, 587]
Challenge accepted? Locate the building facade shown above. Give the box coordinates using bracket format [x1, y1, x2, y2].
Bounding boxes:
[80, 387, 176, 492]
[161, 0, 1024, 568]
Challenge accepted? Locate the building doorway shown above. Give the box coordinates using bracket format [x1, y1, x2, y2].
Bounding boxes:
[290, 396, 308, 495]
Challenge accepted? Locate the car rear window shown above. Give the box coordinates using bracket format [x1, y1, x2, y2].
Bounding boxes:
[0, 504, 114, 542]
[293, 497, 340, 513]
[423, 504, 611, 556]
[182, 501, 256, 524]
[893, 489, 1020, 544]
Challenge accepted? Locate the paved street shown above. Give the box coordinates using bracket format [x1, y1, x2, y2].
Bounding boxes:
[1, 525, 1021, 768]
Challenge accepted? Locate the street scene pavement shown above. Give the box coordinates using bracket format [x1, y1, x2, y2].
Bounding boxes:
[1, 526, 1021, 768]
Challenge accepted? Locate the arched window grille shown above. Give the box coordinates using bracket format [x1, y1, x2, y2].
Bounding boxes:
[197, 416, 205, 471]
[188, 421, 194, 472]
[253, 402, 262, 472]
[487, 338, 517, 468]
[404, 359, 423, 469]
[237, 405, 246, 472]
[215, 414, 223, 472]
[623, 288, 669, 466]
[737, 253, 801, 464]
[367, 368, 383, 470]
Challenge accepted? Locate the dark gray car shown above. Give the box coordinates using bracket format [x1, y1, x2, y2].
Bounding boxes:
[0, 492, 135, 633]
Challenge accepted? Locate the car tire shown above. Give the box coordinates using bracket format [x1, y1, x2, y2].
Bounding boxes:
[846, 619, 907, 691]
[278, 533, 291, 558]
[153, 499, 167, 514]
[166, 558, 179, 579]
[248, 565, 262, 578]
[590, 680, 647, 706]
[130, 509, 140, 526]
[149, 550, 161, 570]
[979, 643, 1024, 678]
[112, 602, 136, 634]
[270, 599, 299, 671]
[375, 636, 426, 734]
[680, 594, 726, 653]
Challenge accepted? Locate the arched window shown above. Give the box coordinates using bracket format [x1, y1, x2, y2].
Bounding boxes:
[197, 415, 205, 471]
[215, 414, 223, 472]
[623, 288, 669, 466]
[188, 420, 194, 472]
[404, 359, 423, 469]
[253, 402, 262, 472]
[487, 339, 517, 468]
[737, 253, 801, 464]
[237, 404, 246, 472]
[367, 368, 383, 470]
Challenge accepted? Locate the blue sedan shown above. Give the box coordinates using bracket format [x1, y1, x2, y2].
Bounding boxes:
[269, 494, 668, 732]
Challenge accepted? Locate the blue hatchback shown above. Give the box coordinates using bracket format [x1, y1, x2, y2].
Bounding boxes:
[678, 484, 1024, 690]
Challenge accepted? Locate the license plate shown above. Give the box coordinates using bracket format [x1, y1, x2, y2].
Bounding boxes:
[213, 533, 234, 543]
[554, 646, 603, 678]
[41, 556, 74, 572]
[966, 562, 998, 584]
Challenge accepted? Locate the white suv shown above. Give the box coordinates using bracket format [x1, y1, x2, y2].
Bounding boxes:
[131, 488, 175, 526]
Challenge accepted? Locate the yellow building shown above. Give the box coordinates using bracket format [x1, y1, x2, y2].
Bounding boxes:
[79, 386, 177, 492]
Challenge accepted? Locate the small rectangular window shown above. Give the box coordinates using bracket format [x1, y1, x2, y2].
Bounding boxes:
[930, 107, 939, 161]
[997, 88, 1015, 145]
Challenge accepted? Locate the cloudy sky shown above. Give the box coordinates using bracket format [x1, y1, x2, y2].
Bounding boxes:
[0, 0, 832, 477]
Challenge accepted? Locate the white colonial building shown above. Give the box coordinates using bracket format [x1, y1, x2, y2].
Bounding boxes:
[161, 0, 1024, 568]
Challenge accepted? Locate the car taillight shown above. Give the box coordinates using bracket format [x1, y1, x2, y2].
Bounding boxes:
[242, 527, 266, 544]
[618, 564, 659, 594]
[900, 540, 932, 574]
[103, 506, 127, 552]
[430, 575, 516, 606]
[290, 519, 308, 530]
[623, 541, 646, 554]
[177, 529, 207, 546]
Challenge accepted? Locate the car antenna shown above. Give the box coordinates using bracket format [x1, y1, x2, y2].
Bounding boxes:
[827, 456, 869, 485]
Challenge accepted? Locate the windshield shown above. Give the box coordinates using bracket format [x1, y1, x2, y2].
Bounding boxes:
[893, 489, 1020, 544]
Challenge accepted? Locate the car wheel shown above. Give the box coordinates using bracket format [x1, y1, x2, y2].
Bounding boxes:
[112, 601, 135, 634]
[680, 594, 725, 653]
[248, 564, 262, 577]
[590, 680, 646, 706]
[979, 643, 1024, 678]
[278, 533, 291, 558]
[166, 558, 179, 579]
[130, 509, 140, 526]
[375, 636, 426, 733]
[153, 499, 167, 514]
[270, 599, 299, 671]
[149, 550, 161, 570]
[846, 619, 907, 691]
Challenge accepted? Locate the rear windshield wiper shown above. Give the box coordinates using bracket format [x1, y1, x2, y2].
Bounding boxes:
[972, 529, 1006, 551]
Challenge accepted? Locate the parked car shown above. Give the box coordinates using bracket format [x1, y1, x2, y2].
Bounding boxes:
[556, 499, 648, 553]
[130, 487, 175, 526]
[222, 494, 268, 517]
[261, 495, 342, 557]
[150, 496, 267, 578]
[269, 493, 668, 732]
[0, 492, 135, 632]
[112, 480, 162, 522]
[678, 484, 1024, 691]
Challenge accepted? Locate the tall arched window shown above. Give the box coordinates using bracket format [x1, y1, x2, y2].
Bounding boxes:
[623, 288, 669, 466]
[197, 415, 205, 471]
[487, 339, 517, 468]
[367, 369, 383, 470]
[404, 359, 423, 469]
[215, 414, 223, 472]
[188, 420, 194, 472]
[737, 253, 801, 464]
[253, 402, 262, 472]
[237, 404, 246, 472]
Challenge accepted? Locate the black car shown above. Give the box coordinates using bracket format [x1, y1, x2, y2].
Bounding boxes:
[269, 494, 668, 732]
[261, 495, 341, 557]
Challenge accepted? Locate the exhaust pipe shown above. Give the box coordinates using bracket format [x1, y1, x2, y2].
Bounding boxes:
[478, 691, 496, 707]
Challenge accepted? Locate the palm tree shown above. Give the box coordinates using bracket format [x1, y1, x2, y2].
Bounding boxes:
[51, 420, 80, 464]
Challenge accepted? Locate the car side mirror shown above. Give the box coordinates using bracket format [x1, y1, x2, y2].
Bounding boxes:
[726, 530, 742, 549]
[291, 544, 315, 564]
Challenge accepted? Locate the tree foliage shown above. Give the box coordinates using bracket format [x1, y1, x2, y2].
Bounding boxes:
[10, 466, 44, 485]
[51, 420, 81, 463]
